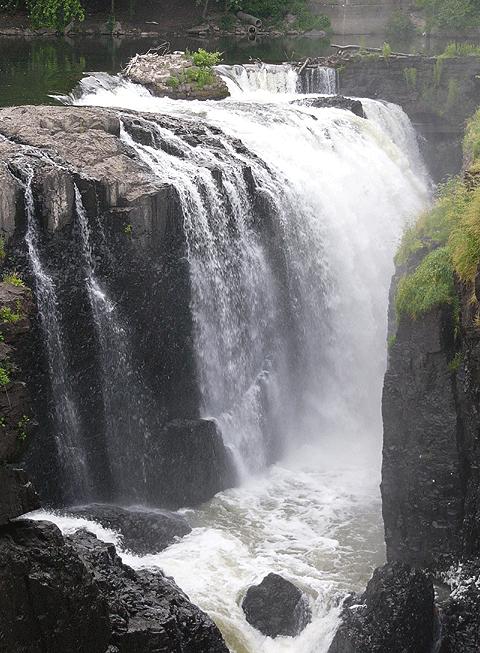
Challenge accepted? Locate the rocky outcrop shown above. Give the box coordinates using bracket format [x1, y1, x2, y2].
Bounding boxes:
[0, 105, 239, 507]
[292, 95, 365, 117]
[328, 562, 435, 653]
[65, 503, 192, 554]
[439, 558, 480, 653]
[242, 573, 311, 638]
[0, 465, 38, 523]
[0, 519, 228, 652]
[124, 52, 229, 100]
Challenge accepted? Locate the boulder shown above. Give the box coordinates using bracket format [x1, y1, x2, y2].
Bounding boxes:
[328, 562, 434, 653]
[65, 503, 192, 554]
[69, 528, 229, 652]
[292, 95, 365, 118]
[147, 418, 237, 509]
[0, 519, 111, 653]
[242, 573, 311, 638]
[0, 465, 39, 523]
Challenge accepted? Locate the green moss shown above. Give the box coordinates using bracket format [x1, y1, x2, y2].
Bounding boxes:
[396, 247, 455, 319]
[123, 223, 133, 236]
[448, 352, 464, 372]
[0, 237, 5, 262]
[404, 67, 418, 90]
[387, 334, 397, 348]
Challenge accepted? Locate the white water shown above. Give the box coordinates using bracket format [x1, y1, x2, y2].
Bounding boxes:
[23, 171, 90, 500]
[75, 187, 149, 499]
[52, 66, 430, 651]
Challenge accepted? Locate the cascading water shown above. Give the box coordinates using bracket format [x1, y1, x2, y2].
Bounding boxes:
[40, 65, 431, 651]
[74, 186, 148, 499]
[22, 168, 89, 501]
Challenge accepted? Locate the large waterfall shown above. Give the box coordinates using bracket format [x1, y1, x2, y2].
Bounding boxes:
[33, 64, 430, 651]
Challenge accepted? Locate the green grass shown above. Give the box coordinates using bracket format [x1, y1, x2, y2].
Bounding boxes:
[396, 247, 455, 319]
[464, 108, 480, 164]
[440, 42, 480, 58]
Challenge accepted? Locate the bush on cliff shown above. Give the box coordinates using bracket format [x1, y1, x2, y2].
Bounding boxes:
[396, 108, 480, 318]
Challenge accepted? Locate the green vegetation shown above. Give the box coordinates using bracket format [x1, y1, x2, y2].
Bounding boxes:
[395, 108, 480, 320]
[3, 272, 25, 288]
[0, 237, 5, 262]
[386, 10, 416, 41]
[440, 41, 480, 57]
[448, 351, 464, 371]
[123, 223, 133, 236]
[396, 247, 456, 319]
[191, 48, 222, 68]
[404, 67, 418, 89]
[0, 365, 10, 387]
[0, 304, 22, 324]
[387, 334, 397, 348]
[382, 42, 392, 59]
[0, 0, 85, 30]
[417, 0, 480, 31]
[0, 416, 5, 428]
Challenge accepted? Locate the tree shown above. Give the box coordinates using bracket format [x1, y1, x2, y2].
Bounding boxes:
[25, 0, 85, 30]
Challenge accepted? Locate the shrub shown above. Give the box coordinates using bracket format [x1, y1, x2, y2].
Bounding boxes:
[396, 247, 455, 319]
[191, 48, 222, 68]
[166, 75, 180, 88]
[0, 365, 10, 387]
[26, 0, 85, 30]
[440, 42, 480, 58]
[464, 108, 480, 163]
[382, 42, 392, 59]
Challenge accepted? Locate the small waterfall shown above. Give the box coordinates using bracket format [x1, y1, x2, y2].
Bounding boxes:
[74, 186, 148, 500]
[23, 169, 89, 501]
[216, 63, 336, 97]
[299, 66, 337, 94]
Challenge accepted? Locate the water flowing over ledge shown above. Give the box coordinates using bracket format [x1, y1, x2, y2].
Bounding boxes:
[0, 63, 427, 652]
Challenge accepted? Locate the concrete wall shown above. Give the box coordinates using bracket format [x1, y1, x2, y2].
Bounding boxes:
[308, 0, 408, 35]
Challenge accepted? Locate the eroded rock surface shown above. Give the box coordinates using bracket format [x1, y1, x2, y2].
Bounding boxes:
[292, 95, 365, 118]
[242, 573, 311, 638]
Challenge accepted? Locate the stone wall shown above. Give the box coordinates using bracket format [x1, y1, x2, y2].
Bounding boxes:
[308, 0, 409, 35]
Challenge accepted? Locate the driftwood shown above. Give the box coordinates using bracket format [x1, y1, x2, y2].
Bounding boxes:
[237, 11, 262, 28]
[331, 44, 421, 58]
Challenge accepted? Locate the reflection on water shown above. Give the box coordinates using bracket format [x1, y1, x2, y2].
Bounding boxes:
[0, 31, 476, 107]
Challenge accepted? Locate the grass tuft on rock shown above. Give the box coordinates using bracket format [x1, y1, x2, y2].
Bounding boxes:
[396, 247, 455, 319]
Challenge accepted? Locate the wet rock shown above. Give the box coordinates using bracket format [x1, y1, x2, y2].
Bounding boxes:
[0, 466, 39, 523]
[65, 503, 191, 554]
[439, 558, 480, 653]
[147, 418, 237, 509]
[382, 305, 463, 567]
[69, 528, 229, 652]
[328, 562, 434, 653]
[242, 573, 311, 638]
[292, 95, 365, 118]
[0, 519, 111, 652]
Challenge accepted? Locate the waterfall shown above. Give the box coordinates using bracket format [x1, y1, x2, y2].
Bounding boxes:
[216, 63, 336, 96]
[74, 186, 148, 500]
[23, 169, 89, 501]
[51, 64, 432, 651]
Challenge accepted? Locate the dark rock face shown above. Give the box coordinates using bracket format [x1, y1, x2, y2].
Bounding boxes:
[0, 106, 241, 508]
[0, 465, 39, 523]
[439, 559, 480, 653]
[0, 519, 111, 653]
[65, 503, 191, 554]
[382, 306, 463, 567]
[242, 573, 311, 638]
[338, 55, 480, 181]
[147, 418, 237, 509]
[69, 528, 228, 653]
[292, 95, 365, 118]
[328, 562, 434, 653]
